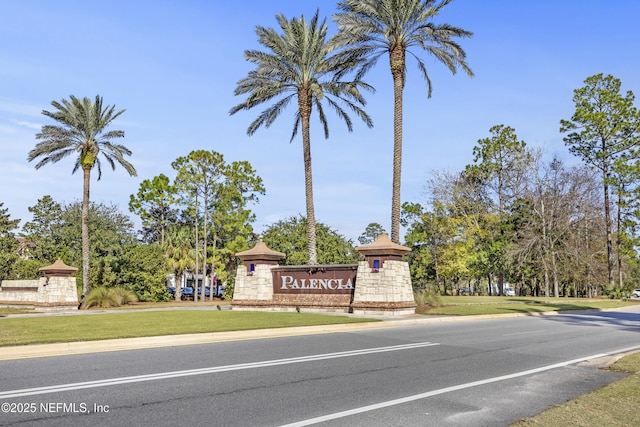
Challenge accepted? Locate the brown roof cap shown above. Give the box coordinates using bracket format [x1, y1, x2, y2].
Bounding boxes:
[355, 232, 410, 256]
[39, 259, 78, 275]
[235, 241, 285, 261]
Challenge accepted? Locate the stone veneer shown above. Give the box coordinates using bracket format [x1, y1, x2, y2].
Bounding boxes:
[0, 259, 79, 310]
[232, 241, 284, 311]
[233, 263, 277, 305]
[232, 234, 416, 316]
[351, 260, 416, 316]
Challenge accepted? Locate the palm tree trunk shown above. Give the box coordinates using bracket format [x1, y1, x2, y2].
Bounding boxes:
[299, 89, 317, 265]
[390, 45, 405, 244]
[81, 166, 91, 299]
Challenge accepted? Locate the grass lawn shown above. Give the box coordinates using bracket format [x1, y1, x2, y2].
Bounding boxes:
[421, 296, 637, 316]
[1, 297, 636, 346]
[0, 306, 36, 316]
[0, 310, 376, 347]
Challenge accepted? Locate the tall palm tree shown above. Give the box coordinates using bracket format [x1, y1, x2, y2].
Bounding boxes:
[333, 0, 474, 243]
[230, 11, 373, 265]
[28, 95, 136, 298]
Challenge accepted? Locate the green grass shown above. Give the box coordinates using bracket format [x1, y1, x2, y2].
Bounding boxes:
[0, 311, 376, 347]
[1, 297, 636, 347]
[511, 351, 640, 426]
[0, 300, 224, 316]
[420, 296, 636, 316]
[0, 306, 36, 316]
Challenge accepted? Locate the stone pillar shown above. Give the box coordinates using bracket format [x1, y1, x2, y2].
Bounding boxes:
[232, 241, 285, 310]
[352, 233, 416, 316]
[38, 259, 79, 309]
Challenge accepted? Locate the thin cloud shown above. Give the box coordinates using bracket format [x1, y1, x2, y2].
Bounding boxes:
[0, 100, 41, 117]
[11, 119, 42, 130]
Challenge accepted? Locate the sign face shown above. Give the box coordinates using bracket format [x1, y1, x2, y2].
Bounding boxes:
[272, 266, 357, 294]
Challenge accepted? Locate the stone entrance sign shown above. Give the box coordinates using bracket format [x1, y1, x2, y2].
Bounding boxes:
[273, 266, 356, 294]
[232, 233, 416, 316]
[0, 259, 79, 310]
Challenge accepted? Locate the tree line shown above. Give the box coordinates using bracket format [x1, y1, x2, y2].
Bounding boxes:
[0, 195, 361, 302]
[403, 74, 640, 298]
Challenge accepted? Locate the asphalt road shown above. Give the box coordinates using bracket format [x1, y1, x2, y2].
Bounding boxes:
[0, 307, 638, 426]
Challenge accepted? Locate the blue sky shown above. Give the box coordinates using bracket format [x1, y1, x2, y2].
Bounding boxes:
[1, 0, 639, 242]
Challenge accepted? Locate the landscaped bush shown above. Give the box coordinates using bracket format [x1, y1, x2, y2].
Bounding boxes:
[222, 283, 234, 300]
[111, 286, 138, 305]
[82, 286, 138, 309]
[413, 288, 442, 308]
[603, 285, 631, 300]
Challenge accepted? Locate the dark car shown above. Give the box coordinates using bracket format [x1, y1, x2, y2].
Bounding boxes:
[167, 286, 194, 300]
[203, 286, 225, 298]
[167, 285, 224, 300]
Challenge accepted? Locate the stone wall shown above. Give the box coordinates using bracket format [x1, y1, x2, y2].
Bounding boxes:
[233, 263, 358, 313]
[232, 263, 277, 310]
[0, 276, 79, 309]
[231, 260, 417, 315]
[231, 235, 416, 316]
[351, 260, 416, 316]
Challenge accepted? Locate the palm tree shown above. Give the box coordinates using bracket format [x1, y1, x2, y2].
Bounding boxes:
[230, 11, 373, 265]
[28, 95, 136, 298]
[333, 0, 474, 243]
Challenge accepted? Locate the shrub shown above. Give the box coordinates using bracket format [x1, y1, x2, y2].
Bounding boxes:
[82, 286, 137, 309]
[413, 288, 442, 308]
[112, 287, 138, 305]
[82, 287, 119, 309]
[603, 285, 630, 300]
[222, 283, 234, 300]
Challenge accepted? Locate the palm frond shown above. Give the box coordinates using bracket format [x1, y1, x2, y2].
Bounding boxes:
[29, 95, 133, 175]
[314, 98, 331, 138]
[290, 113, 301, 143]
[333, 0, 474, 91]
[231, 10, 373, 142]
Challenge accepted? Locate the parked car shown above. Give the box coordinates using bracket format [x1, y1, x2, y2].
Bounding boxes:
[167, 286, 194, 300]
[504, 287, 516, 296]
[631, 289, 640, 298]
[167, 285, 224, 300]
[206, 285, 225, 298]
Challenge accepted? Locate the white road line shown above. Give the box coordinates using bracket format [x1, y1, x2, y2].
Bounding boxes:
[0, 341, 439, 399]
[280, 344, 640, 427]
